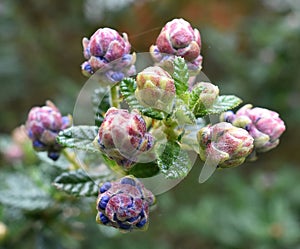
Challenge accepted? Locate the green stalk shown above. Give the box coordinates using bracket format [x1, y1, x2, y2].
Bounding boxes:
[61, 149, 84, 170]
[110, 84, 119, 108]
[163, 118, 181, 141]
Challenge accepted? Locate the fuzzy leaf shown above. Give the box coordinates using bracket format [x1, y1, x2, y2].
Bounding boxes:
[57, 125, 99, 153]
[120, 78, 165, 120]
[92, 88, 110, 127]
[194, 95, 242, 117]
[173, 57, 189, 95]
[157, 141, 192, 179]
[0, 173, 52, 211]
[53, 169, 116, 197]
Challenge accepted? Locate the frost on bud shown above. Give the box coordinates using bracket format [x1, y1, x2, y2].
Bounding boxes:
[81, 28, 136, 84]
[25, 101, 72, 160]
[192, 82, 219, 108]
[221, 104, 286, 154]
[197, 122, 254, 168]
[95, 108, 155, 170]
[150, 18, 202, 76]
[135, 66, 176, 113]
[96, 176, 155, 232]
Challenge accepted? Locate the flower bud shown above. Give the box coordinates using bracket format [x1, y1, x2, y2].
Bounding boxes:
[221, 104, 286, 153]
[81, 28, 136, 84]
[96, 176, 155, 232]
[197, 122, 254, 168]
[25, 101, 72, 160]
[96, 108, 155, 170]
[135, 66, 176, 113]
[192, 82, 219, 108]
[150, 18, 202, 76]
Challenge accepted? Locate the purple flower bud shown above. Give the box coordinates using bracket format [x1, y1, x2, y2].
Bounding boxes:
[135, 66, 176, 113]
[25, 101, 72, 160]
[81, 28, 136, 84]
[96, 176, 155, 232]
[150, 18, 202, 76]
[96, 108, 155, 170]
[197, 122, 254, 168]
[221, 104, 286, 153]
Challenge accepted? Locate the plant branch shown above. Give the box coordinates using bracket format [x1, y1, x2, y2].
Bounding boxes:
[61, 149, 85, 170]
[110, 84, 120, 108]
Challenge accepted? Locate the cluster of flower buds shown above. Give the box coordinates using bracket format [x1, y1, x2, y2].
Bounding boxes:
[197, 122, 254, 168]
[150, 18, 203, 76]
[96, 176, 155, 232]
[81, 28, 136, 84]
[221, 104, 286, 156]
[96, 108, 155, 170]
[135, 66, 176, 113]
[25, 101, 72, 160]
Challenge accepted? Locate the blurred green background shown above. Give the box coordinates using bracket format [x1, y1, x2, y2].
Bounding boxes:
[1, 0, 300, 248]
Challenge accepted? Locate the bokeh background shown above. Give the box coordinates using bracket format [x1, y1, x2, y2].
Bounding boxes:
[1, 0, 300, 248]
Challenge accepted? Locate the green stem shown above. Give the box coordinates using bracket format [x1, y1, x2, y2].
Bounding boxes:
[61, 149, 83, 170]
[110, 84, 119, 108]
[163, 118, 181, 141]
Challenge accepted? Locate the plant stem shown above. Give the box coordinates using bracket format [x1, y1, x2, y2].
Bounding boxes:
[61, 149, 83, 170]
[163, 118, 180, 141]
[110, 84, 119, 108]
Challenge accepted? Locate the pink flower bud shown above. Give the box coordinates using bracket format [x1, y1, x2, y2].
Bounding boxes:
[150, 18, 202, 75]
[135, 66, 176, 113]
[81, 28, 136, 83]
[25, 101, 72, 160]
[96, 108, 155, 170]
[221, 104, 286, 153]
[192, 82, 219, 107]
[197, 122, 254, 168]
[96, 176, 155, 232]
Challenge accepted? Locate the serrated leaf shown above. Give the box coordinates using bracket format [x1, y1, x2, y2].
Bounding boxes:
[189, 83, 205, 110]
[120, 77, 165, 120]
[157, 141, 192, 179]
[0, 173, 52, 211]
[194, 95, 242, 117]
[57, 125, 99, 153]
[127, 162, 160, 178]
[173, 98, 196, 125]
[53, 169, 117, 197]
[173, 57, 189, 95]
[92, 88, 110, 127]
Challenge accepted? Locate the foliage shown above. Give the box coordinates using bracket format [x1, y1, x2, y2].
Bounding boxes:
[0, 0, 299, 248]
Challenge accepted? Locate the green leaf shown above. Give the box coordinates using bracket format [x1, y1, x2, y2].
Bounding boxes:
[120, 77, 165, 120]
[194, 95, 242, 117]
[189, 83, 205, 111]
[57, 125, 99, 153]
[92, 88, 110, 127]
[127, 162, 160, 178]
[157, 141, 192, 179]
[0, 173, 52, 211]
[173, 98, 196, 125]
[53, 169, 117, 197]
[173, 56, 189, 95]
